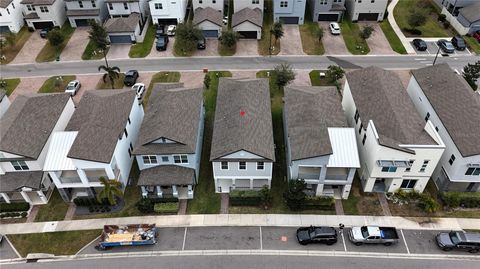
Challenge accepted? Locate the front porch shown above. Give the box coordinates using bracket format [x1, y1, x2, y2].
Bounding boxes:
[298, 166, 350, 181]
[140, 185, 194, 200]
[137, 164, 196, 199]
[0, 171, 55, 205]
[304, 183, 351, 200]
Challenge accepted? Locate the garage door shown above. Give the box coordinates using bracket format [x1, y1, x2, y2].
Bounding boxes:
[0, 26, 10, 34]
[157, 18, 178, 25]
[357, 13, 379, 21]
[109, 35, 132, 44]
[202, 30, 218, 38]
[75, 19, 90, 27]
[237, 31, 257, 39]
[317, 13, 339, 22]
[279, 17, 299, 24]
[32, 21, 54, 30]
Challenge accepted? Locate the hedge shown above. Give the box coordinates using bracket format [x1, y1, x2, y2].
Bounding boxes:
[136, 197, 180, 213]
[154, 202, 179, 214]
[0, 212, 28, 218]
[230, 190, 262, 206]
[301, 196, 335, 210]
[73, 197, 110, 206]
[0, 202, 30, 213]
[441, 192, 480, 208]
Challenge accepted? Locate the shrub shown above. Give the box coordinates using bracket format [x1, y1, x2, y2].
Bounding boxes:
[259, 186, 273, 208]
[204, 74, 211, 89]
[21, 212, 28, 218]
[403, 28, 422, 35]
[273, 63, 295, 88]
[438, 14, 447, 22]
[154, 202, 179, 214]
[418, 194, 440, 213]
[230, 190, 262, 206]
[219, 29, 239, 48]
[284, 180, 307, 211]
[149, 197, 179, 204]
[441, 192, 480, 208]
[443, 21, 450, 29]
[136, 198, 154, 213]
[302, 196, 335, 210]
[0, 202, 30, 213]
[360, 25, 374, 40]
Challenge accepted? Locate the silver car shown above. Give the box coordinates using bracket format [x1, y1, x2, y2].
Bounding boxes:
[65, 80, 81, 96]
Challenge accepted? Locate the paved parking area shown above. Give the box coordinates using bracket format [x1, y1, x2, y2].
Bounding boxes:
[402, 230, 450, 255]
[60, 27, 90, 61]
[0, 237, 20, 259]
[358, 23, 396, 55]
[194, 39, 219, 56]
[107, 44, 131, 59]
[261, 227, 344, 251]
[319, 22, 350, 55]
[148, 37, 175, 58]
[235, 40, 259, 56]
[11, 30, 47, 64]
[411, 40, 472, 56]
[279, 25, 305, 55]
[343, 228, 408, 253]
[185, 227, 260, 250]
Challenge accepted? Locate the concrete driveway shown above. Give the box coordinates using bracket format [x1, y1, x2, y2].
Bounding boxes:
[319, 22, 350, 55]
[291, 70, 311, 86]
[148, 37, 175, 57]
[235, 39, 259, 56]
[358, 23, 396, 55]
[279, 25, 305, 55]
[9, 77, 47, 100]
[180, 71, 206, 88]
[60, 27, 90, 61]
[194, 39, 219, 56]
[11, 30, 47, 64]
[73, 74, 103, 102]
[107, 44, 131, 59]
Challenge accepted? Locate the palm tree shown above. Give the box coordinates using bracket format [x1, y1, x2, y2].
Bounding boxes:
[269, 22, 284, 55]
[98, 65, 120, 89]
[97, 177, 123, 206]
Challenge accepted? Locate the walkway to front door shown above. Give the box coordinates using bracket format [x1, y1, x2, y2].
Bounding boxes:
[220, 194, 229, 214]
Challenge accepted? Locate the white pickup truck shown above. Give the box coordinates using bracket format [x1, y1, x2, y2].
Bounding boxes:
[348, 226, 399, 246]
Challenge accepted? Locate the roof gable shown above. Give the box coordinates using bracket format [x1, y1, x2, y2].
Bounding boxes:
[232, 7, 263, 28]
[193, 7, 223, 26]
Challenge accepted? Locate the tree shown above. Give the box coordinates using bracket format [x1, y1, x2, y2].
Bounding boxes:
[273, 63, 295, 88]
[407, 10, 427, 29]
[203, 73, 211, 89]
[283, 180, 306, 211]
[98, 65, 121, 89]
[315, 26, 324, 42]
[47, 29, 64, 47]
[97, 177, 123, 206]
[360, 25, 374, 40]
[326, 65, 345, 83]
[463, 61, 480, 90]
[271, 22, 284, 45]
[88, 20, 109, 66]
[219, 29, 239, 48]
[175, 23, 203, 54]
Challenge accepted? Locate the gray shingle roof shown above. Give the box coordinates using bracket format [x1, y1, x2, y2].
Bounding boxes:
[0, 171, 44, 192]
[134, 83, 204, 156]
[330, 3, 346, 11]
[232, 7, 263, 28]
[193, 7, 223, 26]
[411, 64, 480, 157]
[104, 13, 140, 33]
[210, 78, 275, 161]
[138, 165, 195, 186]
[284, 86, 346, 161]
[346, 67, 436, 153]
[20, 0, 55, 5]
[66, 9, 100, 17]
[66, 90, 136, 163]
[0, 0, 12, 9]
[459, 2, 480, 23]
[0, 93, 70, 159]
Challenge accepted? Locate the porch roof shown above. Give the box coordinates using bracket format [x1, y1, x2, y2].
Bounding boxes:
[0, 171, 44, 192]
[138, 165, 194, 186]
[327, 128, 360, 168]
[44, 131, 78, 171]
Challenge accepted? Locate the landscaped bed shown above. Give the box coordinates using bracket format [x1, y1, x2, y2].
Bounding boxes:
[0, 78, 21, 96]
[129, 24, 156, 58]
[340, 19, 370, 55]
[299, 21, 325, 55]
[36, 23, 75, 62]
[0, 27, 32, 64]
[342, 178, 384, 216]
[309, 70, 338, 86]
[82, 40, 110, 60]
[38, 75, 76, 93]
[393, 0, 450, 37]
[96, 73, 126, 89]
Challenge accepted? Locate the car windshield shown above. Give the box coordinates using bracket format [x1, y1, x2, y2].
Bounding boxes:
[332, 24, 339, 29]
[456, 39, 465, 45]
[126, 71, 134, 76]
[449, 232, 460, 244]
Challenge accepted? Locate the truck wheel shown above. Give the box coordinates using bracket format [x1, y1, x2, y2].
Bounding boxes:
[354, 242, 363, 246]
[442, 247, 452, 251]
[384, 242, 392, 246]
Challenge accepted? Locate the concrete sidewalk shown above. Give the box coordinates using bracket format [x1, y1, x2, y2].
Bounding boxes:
[387, 0, 415, 54]
[1, 215, 479, 235]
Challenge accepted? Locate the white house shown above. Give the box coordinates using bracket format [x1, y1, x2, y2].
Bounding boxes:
[149, 0, 187, 25]
[273, 0, 307, 25]
[232, 7, 262, 39]
[342, 67, 446, 194]
[192, 0, 223, 14]
[65, 0, 109, 28]
[134, 83, 204, 200]
[284, 86, 360, 199]
[407, 64, 480, 192]
[234, 0, 263, 13]
[104, 0, 149, 43]
[20, 0, 66, 30]
[0, 0, 24, 33]
[43, 90, 144, 203]
[307, 0, 346, 22]
[0, 93, 74, 205]
[193, 7, 223, 38]
[345, 0, 387, 22]
[0, 89, 10, 118]
[210, 78, 275, 193]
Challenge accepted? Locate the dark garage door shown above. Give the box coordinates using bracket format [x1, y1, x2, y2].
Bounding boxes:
[75, 19, 90, 27]
[109, 35, 132, 44]
[317, 14, 339, 22]
[32, 21, 54, 30]
[202, 30, 218, 38]
[0, 26, 10, 34]
[237, 31, 257, 39]
[279, 17, 299, 24]
[157, 18, 178, 25]
[357, 13, 379, 21]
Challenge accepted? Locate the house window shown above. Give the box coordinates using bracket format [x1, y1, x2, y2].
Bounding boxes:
[91, 0, 96, 8]
[199, 0, 202, 3]
[212, 0, 216, 3]
[252, 0, 259, 4]
[221, 161, 228, 170]
[435, 126, 439, 132]
[108, 3, 113, 9]
[124, 129, 128, 138]
[405, 160, 414, 172]
[358, 0, 362, 3]
[320, 0, 327, 4]
[381, 166, 397, 173]
[26, 4, 33, 11]
[128, 148, 132, 157]
[448, 154, 455, 165]
[12, 3, 15, 8]
[39, 6, 49, 13]
[11, 161, 29, 171]
[124, 3, 128, 9]
[400, 179, 417, 189]
[354, 109, 360, 124]
[79, 1, 83, 8]
[371, 0, 375, 2]
[174, 155, 188, 163]
[280, 1, 288, 7]
[362, 134, 367, 145]
[420, 160, 429, 172]
[425, 112, 430, 122]
[155, 3, 163, 9]
[257, 161, 264, 170]
[358, 123, 363, 134]
[6, 8, 9, 15]
[143, 155, 158, 164]
[127, 117, 131, 124]
[466, 168, 480, 176]
[239, 161, 246, 170]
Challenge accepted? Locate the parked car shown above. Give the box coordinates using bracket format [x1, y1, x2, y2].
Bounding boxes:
[436, 231, 480, 253]
[473, 31, 480, 42]
[451, 36, 466, 50]
[197, 37, 206, 50]
[40, 28, 50, 38]
[156, 35, 169, 51]
[124, 70, 139, 86]
[167, 25, 176, 36]
[413, 39, 428, 51]
[132, 83, 145, 100]
[155, 24, 165, 38]
[65, 80, 81, 96]
[329, 22, 341, 35]
[223, 16, 228, 25]
[348, 226, 399, 246]
[296, 226, 337, 245]
[437, 39, 455, 53]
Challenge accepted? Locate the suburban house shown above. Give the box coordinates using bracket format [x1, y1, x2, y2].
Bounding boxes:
[193, 7, 223, 38]
[345, 0, 387, 22]
[342, 67, 446, 194]
[273, 0, 306, 24]
[232, 7, 263, 39]
[233, 0, 263, 13]
[134, 83, 204, 200]
[192, 0, 223, 14]
[439, 1, 480, 35]
[284, 86, 360, 199]
[65, 0, 108, 28]
[0, 0, 24, 33]
[0, 93, 74, 205]
[20, 0, 67, 30]
[307, 0, 346, 22]
[149, 0, 187, 25]
[407, 64, 480, 192]
[0, 89, 10, 118]
[211, 78, 275, 193]
[104, 0, 149, 43]
[433, 0, 477, 15]
[43, 90, 144, 203]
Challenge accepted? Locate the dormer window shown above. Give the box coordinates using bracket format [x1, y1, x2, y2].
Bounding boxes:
[91, 0, 96, 8]
[161, 137, 166, 143]
[124, 2, 128, 10]
[79, 1, 83, 8]
[11, 161, 29, 171]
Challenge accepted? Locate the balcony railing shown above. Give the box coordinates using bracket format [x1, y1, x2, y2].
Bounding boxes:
[325, 174, 349, 181]
[298, 173, 320, 180]
[59, 176, 82, 184]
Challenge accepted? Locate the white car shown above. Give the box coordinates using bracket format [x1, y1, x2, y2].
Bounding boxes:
[65, 80, 81, 96]
[167, 25, 176, 36]
[329, 22, 341, 35]
[223, 16, 228, 25]
[132, 83, 145, 99]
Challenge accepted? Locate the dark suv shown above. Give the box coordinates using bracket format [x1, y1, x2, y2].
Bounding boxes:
[451, 36, 466, 50]
[436, 231, 480, 253]
[156, 35, 169, 51]
[124, 70, 139, 86]
[296, 226, 337, 245]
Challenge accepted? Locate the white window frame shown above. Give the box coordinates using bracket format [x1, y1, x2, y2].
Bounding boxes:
[400, 179, 417, 189]
[280, 1, 288, 7]
[239, 161, 246, 170]
[161, 156, 169, 162]
[91, 0, 96, 8]
[155, 3, 163, 9]
[108, 3, 113, 10]
[78, 1, 83, 8]
[26, 4, 33, 11]
[11, 160, 29, 171]
[173, 155, 188, 164]
[221, 161, 228, 170]
[142, 155, 158, 165]
[257, 161, 264, 170]
[39, 6, 49, 13]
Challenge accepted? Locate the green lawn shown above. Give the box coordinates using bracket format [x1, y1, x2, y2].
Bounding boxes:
[34, 189, 69, 222]
[299, 22, 325, 55]
[8, 230, 100, 257]
[82, 40, 109, 60]
[340, 19, 370, 55]
[342, 177, 384, 215]
[218, 43, 236, 56]
[0, 27, 32, 64]
[309, 70, 337, 86]
[38, 75, 76, 93]
[380, 20, 407, 54]
[464, 36, 480, 55]
[393, 0, 450, 37]
[143, 71, 181, 106]
[1, 78, 21, 96]
[258, 0, 280, 56]
[36, 23, 75, 62]
[96, 73, 126, 89]
[187, 71, 232, 214]
[129, 24, 155, 58]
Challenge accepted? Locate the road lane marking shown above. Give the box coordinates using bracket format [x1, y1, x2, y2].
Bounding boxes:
[415, 58, 427, 60]
[182, 227, 187, 251]
[400, 229, 410, 254]
[341, 231, 347, 252]
[259, 226, 263, 250]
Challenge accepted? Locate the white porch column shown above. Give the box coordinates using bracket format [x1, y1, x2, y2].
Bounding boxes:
[250, 179, 254, 189]
[156, 186, 163, 198]
[187, 185, 193, 199]
[141, 186, 148, 198]
[105, 167, 115, 179]
[315, 184, 324, 196]
[20, 191, 32, 204]
[49, 171, 62, 186]
[342, 184, 352, 199]
[319, 166, 327, 181]
[172, 185, 178, 198]
[37, 191, 48, 204]
[0, 193, 11, 203]
[77, 169, 90, 185]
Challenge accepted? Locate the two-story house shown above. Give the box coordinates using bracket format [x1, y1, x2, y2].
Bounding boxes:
[104, 0, 149, 43]
[345, 0, 387, 22]
[233, 0, 263, 13]
[211, 78, 275, 193]
[0, 93, 74, 205]
[232, 6, 262, 39]
[192, 0, 223, 14]
[407, 64, 480, 192]
[20, 0, 66, 30]
[284, 86, 360, 199]
[65, 0, 108, 28]
[0, 0, 24, 33]
[43, 90, 144, 202]
[436, 0, 480, 35]
[0, 89, 10, 118]
[342, 67, 446, 194]
[134, 83, 204, 199]
[193, 7, 223, 38]
[273, 0, 306, 24]
[308, 0, 346, 22]
[149, 0, 187, 25]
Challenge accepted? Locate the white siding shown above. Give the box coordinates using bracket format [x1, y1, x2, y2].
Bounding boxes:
[0, 95, 11, 119]
[107, 0, 148, 18]
[234, 0, 263, 13]
[149, 0, 187, 24]
[345, 0, 387, 21]
[192, 0, 224, 13]
[0, 0, 24, 33]
[23, 0, 67, 29]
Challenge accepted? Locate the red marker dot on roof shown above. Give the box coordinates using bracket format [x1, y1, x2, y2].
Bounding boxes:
[240, 111, 246, 117]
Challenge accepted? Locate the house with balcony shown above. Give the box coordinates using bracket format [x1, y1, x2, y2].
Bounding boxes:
[345, 0, 387, 22]
[211, 78, 275, 193]
[134, 83, 204, 200]
[149, 0, 187, 25]
[342, 67, 446, 193]
[192, 0, 223, 14]
[0, 89, 10, 118]
[284, 86, 360, 199]
[193, 7, 223, 38]
[307, 0, 345, 22]
[104, 0, 149, 43]
[0, 93, 74, 205]
[0, 0, 24, 33]
[43, 90, 144, 202]
[65, 0, 108, 28]
[273, 0, 306, 24]
[407, 64, 480, 192]
[20, 0, 66, 30]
